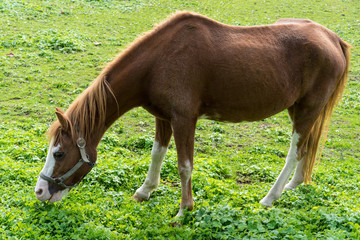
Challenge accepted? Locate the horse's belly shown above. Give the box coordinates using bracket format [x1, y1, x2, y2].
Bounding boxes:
[199, 92, 294, 122]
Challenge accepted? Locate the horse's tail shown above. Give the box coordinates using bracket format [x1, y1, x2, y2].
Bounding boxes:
[303, 39, 352, 184]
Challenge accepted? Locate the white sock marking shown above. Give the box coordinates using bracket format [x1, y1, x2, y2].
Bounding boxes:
[135, 141, 167, 199]
[260, 131, 300, 207]
[180, 160, 192, 184]
[284, 157, 305, 190]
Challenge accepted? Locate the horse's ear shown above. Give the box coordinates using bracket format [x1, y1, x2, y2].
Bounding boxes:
[56, 107, 64, 114]
[55, 108, 70, 132]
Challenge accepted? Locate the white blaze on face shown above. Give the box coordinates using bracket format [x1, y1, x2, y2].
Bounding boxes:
[35, 139, 68, 202]
[43, 139, 58, 176]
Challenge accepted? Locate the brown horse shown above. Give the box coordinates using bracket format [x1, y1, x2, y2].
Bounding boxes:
[35, 12, 351, 216]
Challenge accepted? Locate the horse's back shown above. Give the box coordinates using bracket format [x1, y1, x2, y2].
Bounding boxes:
[146, 13, 348, 122]
[201, 18, 348, 120]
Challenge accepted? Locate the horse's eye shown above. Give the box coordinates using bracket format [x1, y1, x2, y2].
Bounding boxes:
[53, 152, 65, 160]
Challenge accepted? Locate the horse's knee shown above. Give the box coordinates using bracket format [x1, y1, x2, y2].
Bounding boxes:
[178, 160, 192, 180]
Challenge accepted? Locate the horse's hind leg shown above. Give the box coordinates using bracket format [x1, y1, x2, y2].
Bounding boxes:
[260, 98, 329, 207]
[284, 157, 305, 190]
[284, 106, 305, 190]
[132, 118, 172, 202]
[260, 131, 301, 207]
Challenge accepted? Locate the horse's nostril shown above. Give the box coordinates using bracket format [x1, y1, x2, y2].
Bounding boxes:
[36, 188, 43, 196]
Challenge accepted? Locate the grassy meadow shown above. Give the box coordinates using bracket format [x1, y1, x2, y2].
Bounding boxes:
[0, 0, 359, 239]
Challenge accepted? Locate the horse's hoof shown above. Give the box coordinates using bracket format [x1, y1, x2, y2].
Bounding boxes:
[284, 184, 295, 191]
[284, 182, 301, 191]
[131, 193, 149, 202]
[170, 221, 182, 227]
[259, 198, 273, 208]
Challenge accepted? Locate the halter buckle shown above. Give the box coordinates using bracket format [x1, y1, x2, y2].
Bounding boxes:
[77, 137, 86, 148]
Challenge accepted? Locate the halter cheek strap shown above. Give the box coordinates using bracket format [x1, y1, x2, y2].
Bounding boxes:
[39, 137, 96, 189]
[76, 137, 95, 167]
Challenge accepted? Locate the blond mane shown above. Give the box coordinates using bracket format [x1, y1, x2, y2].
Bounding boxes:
[47, 74, 116, 142]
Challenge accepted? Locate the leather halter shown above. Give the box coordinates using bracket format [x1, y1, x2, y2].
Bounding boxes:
[39, 137, 96, 188]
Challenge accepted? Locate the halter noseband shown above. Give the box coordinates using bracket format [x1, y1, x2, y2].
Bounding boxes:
[39, 137, 96, 189]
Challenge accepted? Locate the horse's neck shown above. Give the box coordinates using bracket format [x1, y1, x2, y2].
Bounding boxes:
[77, 44, 152, 147]
[101, 55, 148, 134]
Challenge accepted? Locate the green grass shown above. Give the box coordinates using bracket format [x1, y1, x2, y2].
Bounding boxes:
[1, 0, 360, 239]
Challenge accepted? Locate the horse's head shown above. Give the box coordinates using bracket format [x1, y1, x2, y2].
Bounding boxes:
[35, 108, 97, 203]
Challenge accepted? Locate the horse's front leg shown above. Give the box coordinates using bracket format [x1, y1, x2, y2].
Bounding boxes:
[171, 116, 197, 217]
[132, 118, 172, 201]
